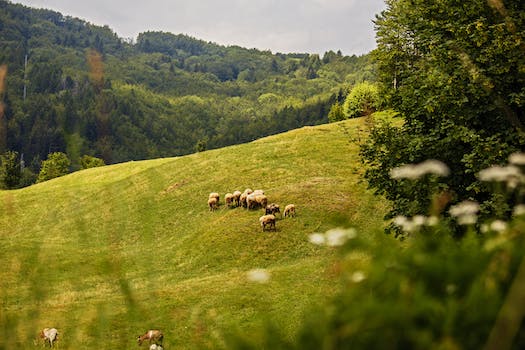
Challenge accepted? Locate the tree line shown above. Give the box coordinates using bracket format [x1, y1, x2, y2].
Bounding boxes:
[0, 0, 375, 188]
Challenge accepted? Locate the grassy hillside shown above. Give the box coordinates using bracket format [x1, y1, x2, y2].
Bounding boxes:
[0, 117, 389, 349]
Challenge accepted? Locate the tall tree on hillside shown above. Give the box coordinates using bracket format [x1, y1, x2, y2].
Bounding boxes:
[37, 152, 70, 183]
[362, 0, 525, 224]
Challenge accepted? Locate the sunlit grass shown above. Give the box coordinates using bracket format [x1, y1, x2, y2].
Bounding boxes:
[0, 117, 390, 349]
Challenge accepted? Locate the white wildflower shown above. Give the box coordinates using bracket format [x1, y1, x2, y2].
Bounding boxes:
[449, 200, 480, 217]
[490, 220, 508, 233]
[325, 228, 356, 247]
[418, 159, 450, 177]
[457, 214, 478, 225]
[478, 165, 522, 183]
[247, 269, 271, 284]
[513, 204, 525, 217]
[309, 233, 326, 245]
[351, 271, 366, 283]
[393, 215, 409, 227]
[413, 215, 427, 227]
[509, 152, 525, 165]
[390, 164, 420, 180]
[425, 216, 440, 226]
[390, 160, 449, 180]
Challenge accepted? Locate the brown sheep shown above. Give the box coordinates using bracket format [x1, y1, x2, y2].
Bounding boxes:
[241, 189, 254, 208]
[224, 193, 234, 207]
[208, 197, 218, 211]
[255, 194, 268, 208]
[284, 204, 296, 217]
[209, 192, 220, 204]
[232, 190, 242, 207]
[259, 214, 276, 231]
[265, 203, 281, 217]
[137, 329, 164, 346]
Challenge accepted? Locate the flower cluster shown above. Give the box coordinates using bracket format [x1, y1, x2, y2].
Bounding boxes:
[390, 160, 450, 180]
[449, 200, 480, 225]
[309, 228, 357, 247]
[392, 215, 439, 233]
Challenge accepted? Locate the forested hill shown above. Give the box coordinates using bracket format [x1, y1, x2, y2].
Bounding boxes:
[0, 0, 374, 186]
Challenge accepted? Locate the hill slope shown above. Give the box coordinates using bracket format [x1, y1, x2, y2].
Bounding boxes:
[0, 118, 389, 349]
[0, 0, 375, 175]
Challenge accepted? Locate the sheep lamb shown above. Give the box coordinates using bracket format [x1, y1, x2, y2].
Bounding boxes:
[208, 197, 218, 211]
[39, 328, 58, 348]
[259, 214, 276, 231]
[266, 203, 281, 217]
[232, 190, 242, 207]
[284, 204, 296, 217]
[224, 193, 234, 208]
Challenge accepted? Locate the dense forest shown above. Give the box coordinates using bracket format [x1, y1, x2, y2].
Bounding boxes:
[0, 0, 375, 187]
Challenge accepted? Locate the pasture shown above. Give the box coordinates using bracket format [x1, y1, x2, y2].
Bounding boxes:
[0, 117, 390, 349]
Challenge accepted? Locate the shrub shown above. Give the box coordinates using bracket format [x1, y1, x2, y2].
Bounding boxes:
[343, 82, 379, 118]
[37, 152, 71, 183]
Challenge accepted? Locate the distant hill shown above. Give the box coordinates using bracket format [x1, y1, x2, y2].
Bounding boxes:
[0, 117, 390, 349]
[0, 0, 376, 183]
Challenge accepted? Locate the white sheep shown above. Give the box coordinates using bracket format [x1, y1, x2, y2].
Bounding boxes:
[39, 328, 58, 347]
[232, 190, 242, 207]
[246, 193, 257, 209]
[255, 194, 268, 209]
[150, 344, 164, 350]
[208, 197, 218, 211]
[240, 189, 254, 208]
[224, 193, 234, 207]
[209, 192, 220, 204]
[259, 214, 276, 231]
[284, 204, 296, 218]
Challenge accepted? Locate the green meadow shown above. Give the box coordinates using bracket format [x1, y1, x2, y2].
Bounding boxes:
[0, 117, 389, 349]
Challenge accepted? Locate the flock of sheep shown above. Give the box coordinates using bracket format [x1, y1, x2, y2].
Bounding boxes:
[36, 194, 295, 348]
[37, 327, 164, 348]
[208, 188, 296, 231]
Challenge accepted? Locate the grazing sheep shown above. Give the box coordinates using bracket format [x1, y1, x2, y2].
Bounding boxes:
[265, 203, 281, 217]
[209, 192, 220, 205]
[138, 330, 164, 346]
[241, 189, 254, 208]
[150, 344, 164, 350]
[284, 204, 296, 218]
[259, 214, 276, 231]
[246, 193, 257, 209]
[255, 194, 268, 208]
[208, 197, 218, 211]
[224, 193, 234, 207]
[232, 190, 242, 207]
[39, 328, 58, 348]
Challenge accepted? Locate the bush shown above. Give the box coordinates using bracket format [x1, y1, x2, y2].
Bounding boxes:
[37, 152, 71, 183]
[343, 82, 379, 118]
[80, 155, 106, 169]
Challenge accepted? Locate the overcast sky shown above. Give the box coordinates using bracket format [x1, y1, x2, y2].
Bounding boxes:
[12, 0, 386, 55]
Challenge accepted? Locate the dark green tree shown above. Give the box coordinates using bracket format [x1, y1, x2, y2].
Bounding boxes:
[37, 152, 70, 183]
[327, 102, 345, 123]
[80, 155, 105, 169]
[362, 0, 525, 222]
[0, 150, 21, 189]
